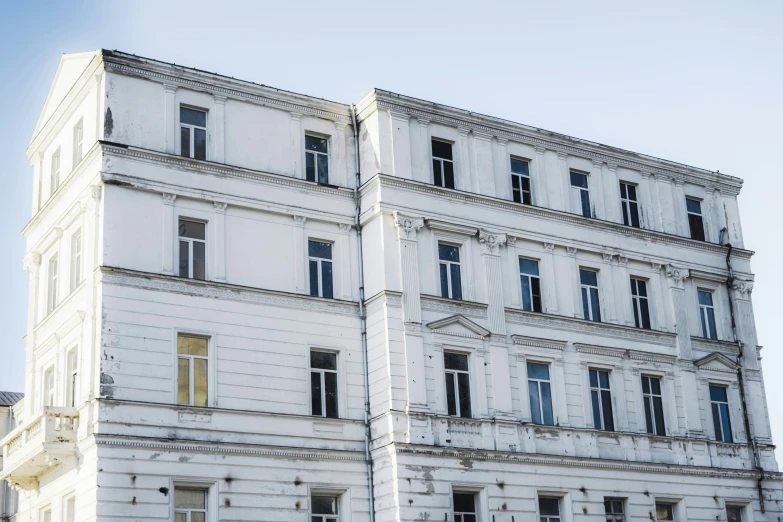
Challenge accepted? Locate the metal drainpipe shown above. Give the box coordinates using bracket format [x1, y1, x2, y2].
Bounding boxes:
[350, 104, 375, 522]
[721, 229, 765, 512]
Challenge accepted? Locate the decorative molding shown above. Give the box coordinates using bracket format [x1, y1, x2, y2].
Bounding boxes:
[96, 435, 364, 462]
[421, 295, 488, 318]
[730, 278, 753, 299]
[426, 314, 490, 338]
[359, 175, 753, 260]
[478, 229, 507, 255]
[161, 192, 177, 204]
[651, 263, 662, 273]
[505, 308, 676, 347]
[23, 251, 42, 273]
[292, 215, 306, 226]
[364, 291, 402, 316]
[666, 265, 690, 289]
[425, 219, 477, 236]
[689, 269, 728, 284]
[512, 335, 566, 351]
[213, 201, 228, 213]
[628, 350, 677, 364]
[543, 243, 555, 253]
[574, 344, 626, 359]
[394, 212, 424, 241]
[601, 252, 613, 264]
[566, 247, 577, 257]
[694, 352, 740, 373]
[404, 322, 422, 334]
[337, 223, 352, 234]
[690, 337, 740, 357]
[100, 267, 360, 316]
[618, 255, 628, 267]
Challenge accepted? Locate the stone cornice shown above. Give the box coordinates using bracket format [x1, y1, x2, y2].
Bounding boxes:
[96, 435, 365, 462]
[690, 337, 740, 357]
[425, 219, 478, 236]
[420, 295, 488, 319]
[356, 90, 742, 196]
[393, 444, 779, 480]
[512, 335, 567, 351]
[628, 350, 677, 364]
[364, 290, 403, 316]
[574, 344, 627, 359]
[100, 267, 360, 316]
[102, 51, 352, 125]
[362, 174, 753, 261]
[504, 308, 677, 347]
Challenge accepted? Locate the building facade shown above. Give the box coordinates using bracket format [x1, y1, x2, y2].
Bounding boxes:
[1, 49, 779, 522]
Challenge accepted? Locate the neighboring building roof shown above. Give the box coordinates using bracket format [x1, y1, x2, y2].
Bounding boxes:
[0, 391, 24, 407]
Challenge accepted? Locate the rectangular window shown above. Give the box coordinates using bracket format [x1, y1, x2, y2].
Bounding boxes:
[698, 290, 718, 340]
[590, 369, 614, 431]
[43, 367, 55, 407]
[619, 182, 640, 228]
[432, 139, 455, 189]
[51, 149, 61, 196]
[527, 362, 554, 425]
[444, 352, 471, 418]
[710, 384, 733, 442]
[65, 496, 75, 522]
[310, 351, 338, 418]
[655, 503, 674, 521]
[72, 119, 83, 169]
[570, 171, 591, 217]
[642, 375, 666, 436]
[726, 506, 743, 522]
[438, 243, 462, 300]
[305, 135, 329, 184]
[70, 229, 83, 291]
[604, 499, 625, 522]
[580, 269, 601, 322]
[178, 219, 206, 280]
[539, 497, 560, 522]
[174, 487, 207, 522]
[630, 278, 651, 329]
[687, 198, 705, 241]
[510, 157, 532, 204]
[180, 107, 207, 161]
[308, 240, 334, 298]
[519, 258, 542, 313]
[67, 349, 78, 408]
[453, 492, 476, 522]
[47, 254, 59, 314]
[41, 509, 52, 522]
[312, 495, 339, 522]
[177, 335, 208, 407]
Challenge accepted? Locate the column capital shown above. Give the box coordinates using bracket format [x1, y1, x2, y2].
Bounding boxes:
[161, 193, 177, 205]
[337, 223, 352, 234]
[543, 242, 555, 253]
[472, 131, 493, 142]
[651, 262, 662, 272]
[506, 236, 517, 247]
[618, 255, 628, 267]
[457, 126, 471, 137]
[591, 158, 603, 168]
[673, 178, 685, 187]
[213, 94, 227, 104]
[556, 151, 568, 161]
[164, 84, 178, 94]
[213, 201, 228, 213]
[566, 247, 577, 257]
[730, 278, 754, 300]
[495, 136, 509, 145]
[601, 252, 614, 264]
[394, 212, 424, 241]
[666, 264, 690, 289]
[416, 118, 430, 128]
[388, 110, 409, 123]
[289, 111, 303, 121]
[534, 145, 547, 155]
[479, 229, 507, 255]
[292, 215, 306, 226]
[23, 251, 41, 273]
[640, 171, 652, 180]
[606, 162, 618, 172]
[333, 120, 348, 130]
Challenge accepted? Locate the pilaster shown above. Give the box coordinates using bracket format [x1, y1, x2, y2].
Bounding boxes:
[604, 163, 620, 222]
[212, 201, 227, 283]
[457, 127, 471, 192]
[656, 175, 677, 234]
[333, 121, 348, 187]
[615, 254, 631, 326]
[472, 132, 495, 196]
[338, 223, 352, 300]
[665, 265, 693, 360]
[672, 179, 687, 237]
[557, 152, 570, 213]
[164, 84, 178, 154]
[567, 247, 581, 318]
[493, 137, 509, 200]
[533, 146, 549, 207]
[161, 193, 177, 275]
[389, 111, 412, 180]
[650, 263, 669, 331]
[415, 118, 430, 183]
[592, 159, 607, 220]
[292, 215, 307, 293]
[600, 252, 617, 324]
[23, 251, 42, 419]
[212, 94, 226, 163]
[542, 243, 558, 314]
[289, 112, 303, 179]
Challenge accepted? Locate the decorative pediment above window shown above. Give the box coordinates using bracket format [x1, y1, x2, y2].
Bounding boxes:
[694, 352, 740, 373]
[426, 314, 490, 339]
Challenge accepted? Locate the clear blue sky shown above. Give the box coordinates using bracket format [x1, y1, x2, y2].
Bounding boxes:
[1, 1, 780, 455]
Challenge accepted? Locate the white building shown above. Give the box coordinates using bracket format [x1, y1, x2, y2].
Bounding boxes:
[1, 49, 780, 522]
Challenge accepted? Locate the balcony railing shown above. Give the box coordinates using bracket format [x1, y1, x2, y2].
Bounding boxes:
[0, 407, 79, 490]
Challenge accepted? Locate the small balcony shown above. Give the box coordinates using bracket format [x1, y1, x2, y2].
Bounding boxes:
[0, 407, 79, 490]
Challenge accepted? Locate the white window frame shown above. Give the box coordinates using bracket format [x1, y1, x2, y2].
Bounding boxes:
[580, 268, 601, 322]
[431, 138, 455, 189]
[527, 360, 555, 425]
[569, 170, 591, 217]
[309, 487, 350, 522]
[66, 348, 78, 408]
[70, 228, 83, 292]
[444, 351, 471, 418]
[510, 156, 532, 205]
[176, 334, 210, 407]
[652, 497, 684, 522]
[722, 502, 752, 522]
[697, 288, 718, 340]
[43, 366, 55, 408]
[72, 118, 83, 169]
[619, 181, 640, 227]
[308, 239, 334, 298]
[178, 218, 207, 280]
[518, 257, 542, 313]
[709, 382, 733, 443]
[40, 507, 52, 522]
[438, 242, 463, 300]
[47, 253, 59, 314]
[449, 486, 486, 522]
[589, 367, 614, 431]
[309, 349, 339, 418]
[686, 197, 705, 240]
[50, 148, 61, 196]
[630, 277, 651, 329]
[63, 494, 76, 522]
[641, 374, 666, 436]
[536, 491, 572, 522]
[304, 133, 330, 184]
[179, 106, 208, 160]
[604, 497, 626, 522]
[170, 480, 216, 522]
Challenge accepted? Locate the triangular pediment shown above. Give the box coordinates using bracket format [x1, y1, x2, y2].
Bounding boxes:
[32, 51, 100, 141]
[694, 352, 739, 373]
[426, 314, 490, 338]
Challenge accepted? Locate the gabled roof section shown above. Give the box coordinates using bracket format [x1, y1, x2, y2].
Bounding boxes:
[426, 314, 490, 338]
[32, 51, 100, 141]
[0, 391, 24, 407]
[694, 352, 739, 373]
